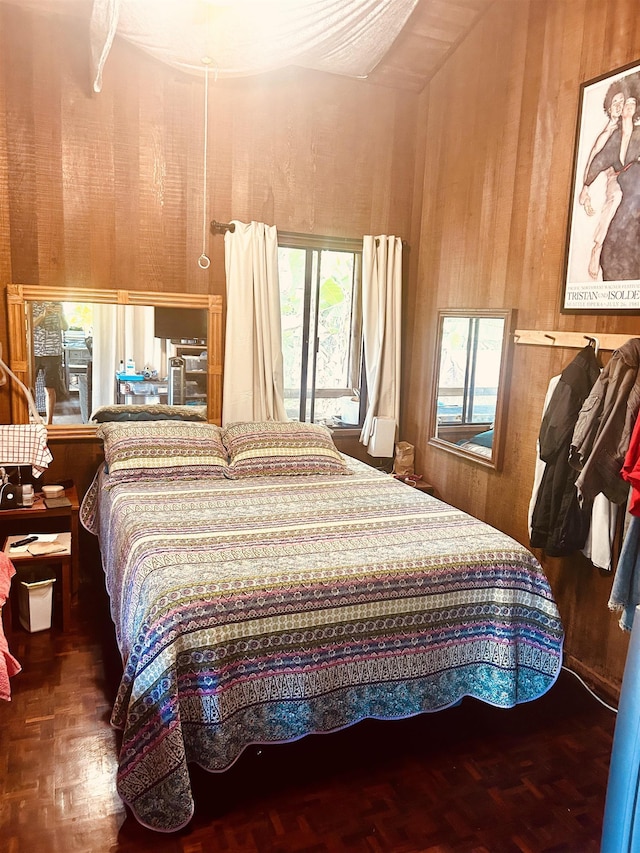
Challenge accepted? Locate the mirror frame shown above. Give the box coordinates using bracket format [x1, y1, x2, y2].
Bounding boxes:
[428, 308, 514, 471]
[6, 284, 223, 439]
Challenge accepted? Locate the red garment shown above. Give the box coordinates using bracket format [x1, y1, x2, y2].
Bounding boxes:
[621, 414, 640, 515]
[0, 552, 21, 700]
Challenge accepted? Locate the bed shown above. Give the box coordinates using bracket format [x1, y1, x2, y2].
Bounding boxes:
[456, 427, 494, 459]
[80, 419, 564, 832]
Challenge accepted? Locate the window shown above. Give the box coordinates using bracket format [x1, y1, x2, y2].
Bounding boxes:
[436, 315, 504, 427]
[278, 234, 365, 427]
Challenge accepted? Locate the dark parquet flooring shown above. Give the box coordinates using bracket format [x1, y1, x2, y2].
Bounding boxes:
[1, 570, 617, 853]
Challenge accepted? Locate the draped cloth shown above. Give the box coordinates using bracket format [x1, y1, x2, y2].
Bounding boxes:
[222, 221, 286, 426]
[0, 424, 52, 477]
[89, 0, 420, 92]
[359, 235, 402, 452]
[0, 553, 21, 701]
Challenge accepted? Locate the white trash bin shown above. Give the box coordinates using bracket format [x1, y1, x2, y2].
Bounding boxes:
[19, 577, 56, 632]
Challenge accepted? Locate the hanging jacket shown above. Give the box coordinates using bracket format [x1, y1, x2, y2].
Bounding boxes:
[570, 338, 640, 505]
[530, 345, 601, 556]
[529, 373, 618, 569]
[621, 414, 640, 516]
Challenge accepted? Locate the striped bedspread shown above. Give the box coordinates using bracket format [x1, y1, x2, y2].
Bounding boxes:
[81, 456, 563, 832]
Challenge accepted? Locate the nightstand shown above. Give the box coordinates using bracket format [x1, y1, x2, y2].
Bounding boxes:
[3, 532, 71, 631]
[405, 480, 435, 495]
[0, 483, 80, 631]
[392, 475, 435, 495]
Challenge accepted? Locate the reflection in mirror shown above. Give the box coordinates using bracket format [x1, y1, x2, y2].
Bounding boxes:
[6, 285, 223, 438]
[429, 309, 513, 470]
[28, 301, 208, 425]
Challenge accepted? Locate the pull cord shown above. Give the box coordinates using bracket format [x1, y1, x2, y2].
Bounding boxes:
[198, 58, 212, 270]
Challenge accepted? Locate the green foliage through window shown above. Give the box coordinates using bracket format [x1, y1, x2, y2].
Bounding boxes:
[278, 236, 364, 427]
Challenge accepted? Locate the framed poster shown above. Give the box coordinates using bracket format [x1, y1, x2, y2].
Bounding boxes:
[562, 59, 640, 312]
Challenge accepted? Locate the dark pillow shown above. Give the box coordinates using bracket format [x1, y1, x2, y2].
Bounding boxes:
[91, 404, 207, 423]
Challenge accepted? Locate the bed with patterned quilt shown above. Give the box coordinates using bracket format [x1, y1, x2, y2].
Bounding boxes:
[80, 419, 564, 832]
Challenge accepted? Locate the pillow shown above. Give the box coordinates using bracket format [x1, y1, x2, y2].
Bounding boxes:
[469, 428, 493, 448]
[96, 420, 228, 483]
[222, 421, 351, 478]
[91, 404, 207, 423]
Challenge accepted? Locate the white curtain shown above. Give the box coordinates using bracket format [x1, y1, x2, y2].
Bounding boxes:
[91, 304, 117, 411]
[359, 235, 402, 451]
[222, 220, 286, 426]
[91, 304, 165, 412]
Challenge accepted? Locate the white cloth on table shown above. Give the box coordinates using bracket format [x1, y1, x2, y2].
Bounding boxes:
[0, 424, 53, 476]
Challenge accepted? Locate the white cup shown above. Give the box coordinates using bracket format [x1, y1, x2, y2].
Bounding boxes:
[20, 484, 34, 507]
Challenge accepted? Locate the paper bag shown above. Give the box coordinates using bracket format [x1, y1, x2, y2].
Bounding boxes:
[393, 441, 415, 476]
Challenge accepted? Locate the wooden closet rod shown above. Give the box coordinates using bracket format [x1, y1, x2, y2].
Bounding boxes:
[514, 330, 633, 351]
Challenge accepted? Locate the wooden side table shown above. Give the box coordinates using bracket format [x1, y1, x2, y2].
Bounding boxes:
[392, 475, 435, 495]
[0, 484, 79, 596]
[406, 480, 435, 495]
[3, 532, 71, 631]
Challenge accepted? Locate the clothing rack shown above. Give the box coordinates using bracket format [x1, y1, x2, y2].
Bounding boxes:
[514, 330, 633, 352]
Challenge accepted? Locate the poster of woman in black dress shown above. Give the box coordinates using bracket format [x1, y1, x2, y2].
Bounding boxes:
[563, 61, 640, 311]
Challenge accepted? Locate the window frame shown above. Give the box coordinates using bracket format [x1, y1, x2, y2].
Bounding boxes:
[277, 232, 366, 428]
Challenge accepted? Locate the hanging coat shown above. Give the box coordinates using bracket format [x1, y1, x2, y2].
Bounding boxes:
[530, 345, 600, 556]
[570, 338, 640, 505]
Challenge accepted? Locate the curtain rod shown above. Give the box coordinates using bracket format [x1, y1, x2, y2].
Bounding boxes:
[210, 220, 363, 244]
[210, 220, 408, 248]
[211, 220, 235, 234]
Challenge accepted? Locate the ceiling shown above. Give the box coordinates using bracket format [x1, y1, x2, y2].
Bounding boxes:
[366, 0, 493, 91]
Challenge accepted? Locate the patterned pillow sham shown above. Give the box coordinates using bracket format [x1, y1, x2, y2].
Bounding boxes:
[91, 404, 207, 423]
[222, 420, 351, 478]
[96, 420, 228, 483]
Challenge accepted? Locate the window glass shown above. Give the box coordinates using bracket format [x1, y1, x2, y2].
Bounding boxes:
[278, 239, 363, 426]
[437, 316, 504, 426]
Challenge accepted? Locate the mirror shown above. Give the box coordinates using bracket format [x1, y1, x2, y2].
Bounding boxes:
[428, 309, 514, 470]
[6, 284, 223, 439]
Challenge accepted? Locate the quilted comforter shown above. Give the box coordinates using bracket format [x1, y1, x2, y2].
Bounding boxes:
[81, 457, 563, 832]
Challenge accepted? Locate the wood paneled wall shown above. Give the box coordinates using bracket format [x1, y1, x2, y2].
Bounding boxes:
[0, 2, 420, 421]
[403, 0, 640, 698]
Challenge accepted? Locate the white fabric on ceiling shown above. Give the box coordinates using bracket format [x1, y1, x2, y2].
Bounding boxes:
[90, 0, 418, 92]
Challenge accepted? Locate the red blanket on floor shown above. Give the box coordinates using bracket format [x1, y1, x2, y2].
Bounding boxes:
[0, 552, 21, 700]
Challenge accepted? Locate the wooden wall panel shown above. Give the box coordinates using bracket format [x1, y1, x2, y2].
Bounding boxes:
[0, 5, 419, 301]
[0, 5, 419, 487]
[404, 0, 640, 696]
[0, 4, 10, 425]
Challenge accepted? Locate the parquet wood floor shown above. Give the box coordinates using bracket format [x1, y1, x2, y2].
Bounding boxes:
[1, 571, 617, 853]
